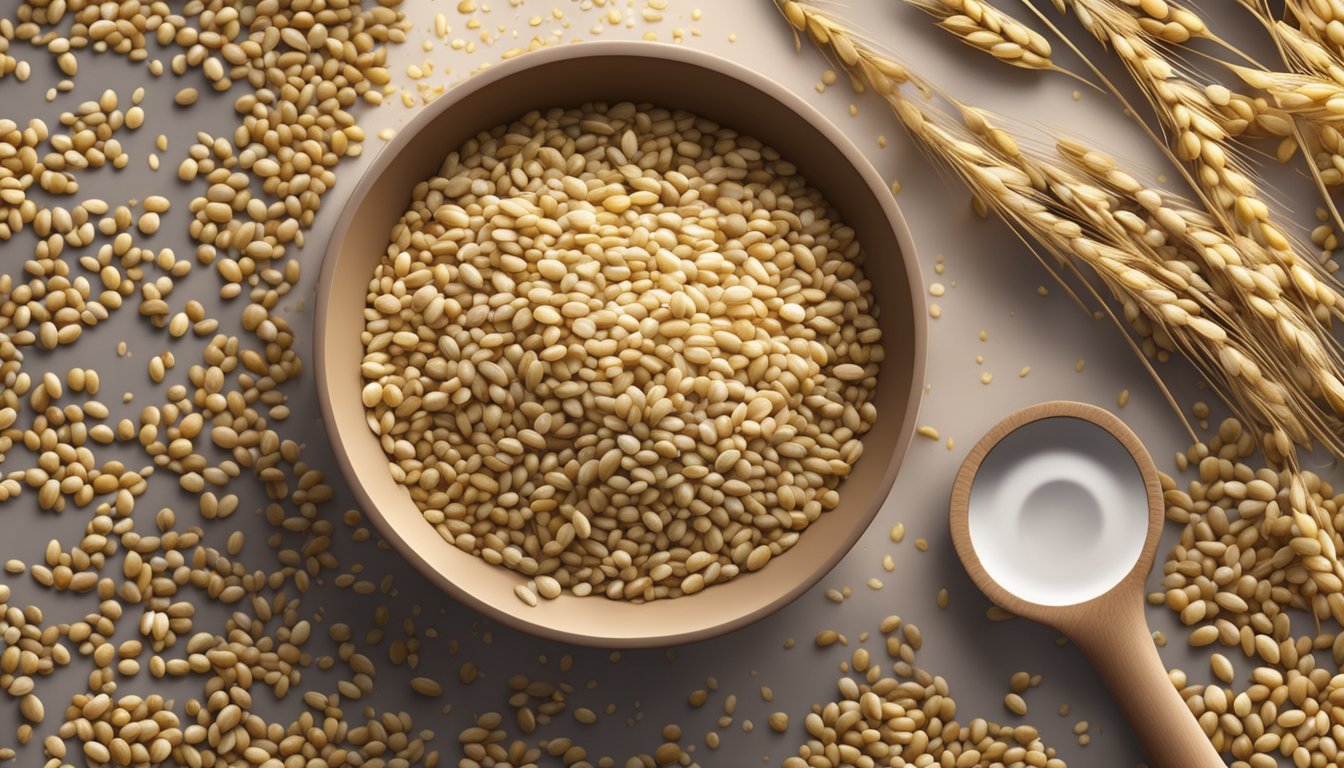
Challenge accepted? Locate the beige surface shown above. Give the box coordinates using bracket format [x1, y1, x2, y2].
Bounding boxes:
[2, 0, 1311, 765]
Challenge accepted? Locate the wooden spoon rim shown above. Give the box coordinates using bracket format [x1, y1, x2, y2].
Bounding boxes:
[948, 400, 1164, 628]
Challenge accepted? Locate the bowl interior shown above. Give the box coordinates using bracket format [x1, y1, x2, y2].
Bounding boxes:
[318, 44, 924, 647]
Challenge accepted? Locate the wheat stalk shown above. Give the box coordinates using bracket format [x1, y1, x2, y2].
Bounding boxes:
[1287, 0, 1344, 57]
[1048, 140, 1344, 453]
[1274, 22, 1344, 188]
[1233, 25, 1344, 184]
[1220, 0, 1344, 271]
[1055, 0, 1287, 135]
[1227, 11, 1344, 189]
[1071, 0, 1344, 256]
[1102, 0, 1212, 43]
[777, 0, 1344, 606]
[1056, 1, 1293, 210]
[1110, 0, 1344, 294]
[788, 0, 1344, 451]
[903, 0, 1059, 71]
[1039, 0, 1344, 437]
[1051, 1, 1344, 340]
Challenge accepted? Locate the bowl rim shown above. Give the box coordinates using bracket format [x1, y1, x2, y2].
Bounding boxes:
[315, 40, 927, 647]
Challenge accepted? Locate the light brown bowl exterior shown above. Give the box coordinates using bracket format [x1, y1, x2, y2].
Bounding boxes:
[316, 42, 925, 647]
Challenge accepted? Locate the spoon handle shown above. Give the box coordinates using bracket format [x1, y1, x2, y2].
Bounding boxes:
[1070, 600, 1224, 768]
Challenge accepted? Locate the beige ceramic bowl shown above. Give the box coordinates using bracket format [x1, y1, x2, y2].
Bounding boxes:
[316, 42, 925, 647]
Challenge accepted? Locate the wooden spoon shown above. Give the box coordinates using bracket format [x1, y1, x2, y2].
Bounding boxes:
[949, 401, 1222, 768]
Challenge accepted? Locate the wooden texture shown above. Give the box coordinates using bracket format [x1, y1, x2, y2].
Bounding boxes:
[949, 401, 1224, 768]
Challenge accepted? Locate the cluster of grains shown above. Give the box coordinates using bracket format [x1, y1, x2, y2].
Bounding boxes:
[131, 2, 416, 565]
[0, 0, 479, 765]
[0, 32, 27, 81]
[0, 94, 142, 236]
[455, 709, 706, 768]
[58, 693, 180, 765]
[0, 86, 172, 349]
[49, 89, 138, 173]
[784, 616, 1066, 768]
[902, 0, 1057, 73]
[505, 672, 576, 735]
[0, 367, 438, 761]
[1157, 417, 1344, 766]
[362, 101, 882, 602]
[1114, 0, 1208, 42]
[1235, 22, 1344, 191]
[1052, 0, 1330, 272]
[1, 365, 131, 513]
[59, 686, 436, 768]
[122, 0, 410, 506]
[170, 3, 406, 281]
[447, 655, 869, 768]
[1294, 0, 1344, 57]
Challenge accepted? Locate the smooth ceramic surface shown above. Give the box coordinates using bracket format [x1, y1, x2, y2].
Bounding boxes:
[967, 415, 1148, 606]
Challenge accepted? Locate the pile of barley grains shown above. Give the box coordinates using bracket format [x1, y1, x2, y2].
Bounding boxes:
[1157, 417, 1344, 766]
[362, 101, 883, 602]
[783, 616, 1067, 768]
[0, 1, 466, 765]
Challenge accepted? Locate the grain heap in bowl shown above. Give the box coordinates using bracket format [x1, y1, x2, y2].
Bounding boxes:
[359, 101, 882, 604]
